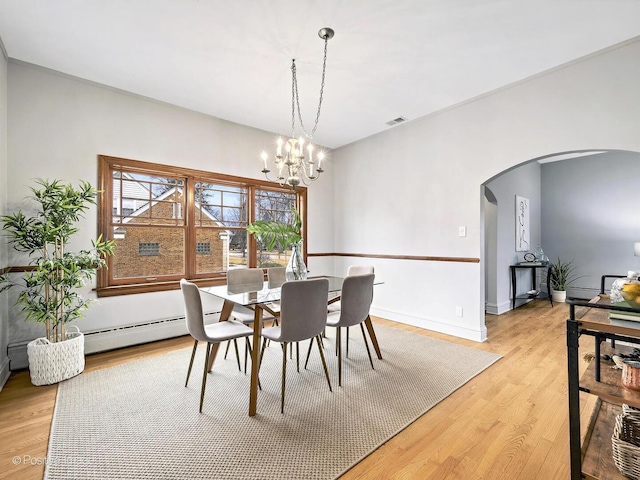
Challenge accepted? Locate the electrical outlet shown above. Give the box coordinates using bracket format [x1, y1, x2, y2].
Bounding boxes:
[456, 306, 463, 317]
[458, 226, 466, 237]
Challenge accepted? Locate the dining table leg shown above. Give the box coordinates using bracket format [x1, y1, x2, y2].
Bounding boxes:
[249, 306, 263, 416]
[207, 299, 236, 372]
[364, 315, 383, 360]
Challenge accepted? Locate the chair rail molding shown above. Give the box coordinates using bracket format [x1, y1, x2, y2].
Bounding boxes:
[307, 252, 480, 263]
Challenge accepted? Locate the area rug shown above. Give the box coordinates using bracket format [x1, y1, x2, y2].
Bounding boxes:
[45, 324, 501, 480]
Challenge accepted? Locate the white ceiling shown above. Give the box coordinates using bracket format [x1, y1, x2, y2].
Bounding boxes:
[1, 0, 639, 149]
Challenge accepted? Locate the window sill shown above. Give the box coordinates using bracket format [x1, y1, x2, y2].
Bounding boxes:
[95, 277, 228, 297]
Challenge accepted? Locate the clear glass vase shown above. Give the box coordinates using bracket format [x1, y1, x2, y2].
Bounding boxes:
[285, 243, 307, 281]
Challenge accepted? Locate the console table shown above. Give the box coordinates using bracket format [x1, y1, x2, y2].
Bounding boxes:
[510, 263, 553, 309]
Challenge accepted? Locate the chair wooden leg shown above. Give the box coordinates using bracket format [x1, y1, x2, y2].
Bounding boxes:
[316, 335, 332, 392]
[346, 327, 350, 358]
[200, 342, 212, 413]
[233, 339, 241, 371]
[259, 337, 268, 373]
[304, 338, 313, 369]
[337, 327, 342, 387]
[360, 322, 375, 369]
[281, 342, 287, 414]
[244, 339, 249, 374]
[364, 315, 383, 360]
[246, 339, 261, 391]
[185, 339, 198, 387]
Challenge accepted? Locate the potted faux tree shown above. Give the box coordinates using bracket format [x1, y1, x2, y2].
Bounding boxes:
[246, 207, 305, 280]
[0, 179, 114, 385]
[549, 257, 583, 303]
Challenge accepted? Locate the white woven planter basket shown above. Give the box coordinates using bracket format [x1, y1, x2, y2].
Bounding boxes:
[27, 326, 85, 386]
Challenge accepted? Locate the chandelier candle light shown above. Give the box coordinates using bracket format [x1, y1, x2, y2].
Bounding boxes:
[261, 27, 334, 188]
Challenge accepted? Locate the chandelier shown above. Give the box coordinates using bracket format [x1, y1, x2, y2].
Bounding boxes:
[261, 27, 334, 188]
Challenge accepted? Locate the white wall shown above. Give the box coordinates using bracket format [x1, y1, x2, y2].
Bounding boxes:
[0, 36, 9, 387]
[332, 37, 640, 341]
[485, 161, 542, 314]
[5, 61, 335, 347]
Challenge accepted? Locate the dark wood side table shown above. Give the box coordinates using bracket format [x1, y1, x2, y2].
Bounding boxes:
[510, 263, 553, 310]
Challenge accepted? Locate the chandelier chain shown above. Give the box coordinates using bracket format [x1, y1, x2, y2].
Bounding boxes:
[291, 35, 329, 140]
[261, 27, 333, 188]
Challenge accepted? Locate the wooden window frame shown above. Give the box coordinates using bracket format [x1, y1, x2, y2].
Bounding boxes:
[97, 155, 307, 297]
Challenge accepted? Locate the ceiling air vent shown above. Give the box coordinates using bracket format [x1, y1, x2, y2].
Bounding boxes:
[386, 116, 408, 126]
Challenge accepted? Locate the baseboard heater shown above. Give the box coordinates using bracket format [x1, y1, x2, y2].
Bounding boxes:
[7, 311, 221, 371]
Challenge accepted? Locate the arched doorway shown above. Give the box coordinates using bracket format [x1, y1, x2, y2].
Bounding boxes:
[481, 149, 640, 316]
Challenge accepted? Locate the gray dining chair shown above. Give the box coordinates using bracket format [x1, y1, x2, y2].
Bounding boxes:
[327, 265, 374, 312]
[267, 266, 286, 289]
[327, 265, 375, 356]
[223, 267, 276, 371]
[259, 278, 332, 413]
[180, 279, 254, 413]
[266, 266, 285, 316]
[311, 273, 376, 387]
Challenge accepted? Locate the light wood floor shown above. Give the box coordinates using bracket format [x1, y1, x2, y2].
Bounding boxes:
[0, 301, 594, 479]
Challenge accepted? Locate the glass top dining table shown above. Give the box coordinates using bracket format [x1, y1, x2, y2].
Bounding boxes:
[199, 275, 382, 416]
[200, 275, 347, 307]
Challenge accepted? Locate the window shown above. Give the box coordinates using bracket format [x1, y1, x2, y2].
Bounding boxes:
[138, 242, 160, 256]
[254, 188, 297, 268]
[97, 155, 307, 296]
[195, 242, 211, 255]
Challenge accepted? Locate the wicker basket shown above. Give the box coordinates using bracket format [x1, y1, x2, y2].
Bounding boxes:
[612, 407, 640, 479]
[26, 326, 85, 386]
[624, 404, 640, 421]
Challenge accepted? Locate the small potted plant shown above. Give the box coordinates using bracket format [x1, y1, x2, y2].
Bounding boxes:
[549, 257, 583, 303]
[246, 207, 305, 280]
[0, 179, 115, 385]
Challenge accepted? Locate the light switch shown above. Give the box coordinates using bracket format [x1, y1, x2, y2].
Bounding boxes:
[458, 226, 466, 237]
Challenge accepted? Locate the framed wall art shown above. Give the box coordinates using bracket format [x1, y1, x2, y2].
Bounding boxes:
[515, 195, 530, 252]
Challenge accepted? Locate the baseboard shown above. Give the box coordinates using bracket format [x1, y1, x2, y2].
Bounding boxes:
[370, 307, 487, 342]
[83, 317, 189, 355]
[0, 357, 11, 391]
[7, 311, 220, 371]
[569, 286, 600, 299]
[7, 341, 29, 371]
[485, 300, 511, 315]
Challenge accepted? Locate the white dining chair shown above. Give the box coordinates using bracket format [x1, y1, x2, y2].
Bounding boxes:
[259, 278, 332, 413]
[311, 273, 376, 387]
[180, 279, 254, 413]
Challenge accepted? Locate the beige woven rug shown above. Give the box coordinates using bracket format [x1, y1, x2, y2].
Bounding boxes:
[45, 324, 500, 480]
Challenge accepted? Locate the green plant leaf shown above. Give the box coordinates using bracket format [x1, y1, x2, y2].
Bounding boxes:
[247, 207, 302, 251]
